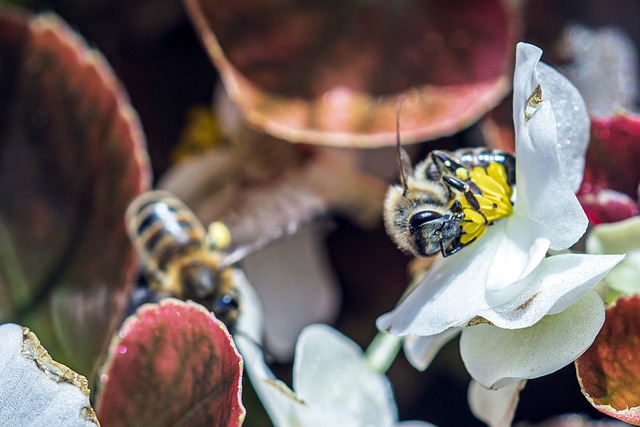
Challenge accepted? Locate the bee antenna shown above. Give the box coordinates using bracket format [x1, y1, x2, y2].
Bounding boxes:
[217, 226, 291, 270]
[396, 102, 410, 196]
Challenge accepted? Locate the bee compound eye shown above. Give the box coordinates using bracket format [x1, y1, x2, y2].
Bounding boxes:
[213, 294, 240, 314]
[409, 211, 442, 231]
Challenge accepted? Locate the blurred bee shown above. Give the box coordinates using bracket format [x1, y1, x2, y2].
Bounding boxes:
[384, 121, 515, 258]
[126, 190, 241, 328]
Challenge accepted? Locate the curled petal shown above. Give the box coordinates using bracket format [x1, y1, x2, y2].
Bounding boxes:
[233, 273, 374, 427]
[241, 225, 340, 361]
[513, 43, 590, 194]
[512, 43, 588, 249]
[515, 100, 588, 250]
[403, 329, 461, 371]
[232, 271, 296, 427]
[460, 291, 604, 389]
[484, 215, 550, 296]
[468, 379, 525, 427]
[481, 254, 623, 329]
[537, 62, 590, 192]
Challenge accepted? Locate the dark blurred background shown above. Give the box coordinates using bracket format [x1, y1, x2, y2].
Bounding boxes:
[4, 0, 639, 425]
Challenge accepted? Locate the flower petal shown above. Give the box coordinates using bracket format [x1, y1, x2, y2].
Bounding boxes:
[232, 271, 296, 427]
[587, 217, 640, 296]
[403, 329, 461, 371]
[537, 61, 590, 192]
[513, 43, 590, 194]
[294, 324, 397, 426]
[512, 43, 588, 250]
[515, 100, 588, 250]
[241, 225, 340, 362]
[484, 215, 550, 296]
[377, 229, 499, 336]
[468, 379, 525, 427]
[378, 221, 547, 336]
[481, 254, 623, 329]
[460, 291, 604, 389]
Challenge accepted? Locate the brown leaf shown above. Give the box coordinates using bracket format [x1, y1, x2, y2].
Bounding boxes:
[576, 296, 640, 425]
[0, 7, 151, 376]
[185, 0, 519, 147]
[96, 299, 245, 427]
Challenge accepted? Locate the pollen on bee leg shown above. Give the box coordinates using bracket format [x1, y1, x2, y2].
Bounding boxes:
[455, 167, 471, 181]
[207, 221, 232, 250]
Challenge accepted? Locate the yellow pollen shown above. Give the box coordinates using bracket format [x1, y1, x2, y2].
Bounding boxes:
[458, 162, 514, 245]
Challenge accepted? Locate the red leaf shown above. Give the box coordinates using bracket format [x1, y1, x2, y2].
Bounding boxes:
[96, 299, 245, 427]
[185, 0, 518, 147]
[584, 114, 640, 199]
[576, 296, 640, 425]
[0, 7, 151, 375]
[577, 184, 640, 225]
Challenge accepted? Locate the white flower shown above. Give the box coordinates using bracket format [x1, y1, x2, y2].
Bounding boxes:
[0, 324, 97, 427]
[233, 271, 434, 427]
[376, 43, 624, 389]
[587, 216, 640, 296]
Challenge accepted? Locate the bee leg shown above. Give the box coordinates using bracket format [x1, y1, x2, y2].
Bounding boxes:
[431, 150, 465, 177]
[443, 234, 477, 257]
[442, 176, 489, 225]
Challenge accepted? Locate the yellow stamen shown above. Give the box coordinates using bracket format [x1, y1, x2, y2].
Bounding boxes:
[458, 162, 514, 245]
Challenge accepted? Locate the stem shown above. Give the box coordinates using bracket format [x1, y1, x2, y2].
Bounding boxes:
[365, 331, 403, 374]
[365, 270, 427, 374]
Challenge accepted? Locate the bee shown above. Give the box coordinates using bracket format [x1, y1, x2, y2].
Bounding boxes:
[384, 120, 515, 258]
[126, 190, 241, 328]
[418, 148, 516, 187]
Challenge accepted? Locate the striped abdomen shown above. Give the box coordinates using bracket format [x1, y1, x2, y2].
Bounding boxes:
[126, 191, 206, 274]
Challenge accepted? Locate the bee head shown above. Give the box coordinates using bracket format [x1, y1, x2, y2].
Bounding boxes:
[212, 293, 241, 331]
[180, 261, 218, 300]
[409, 210, 461, 257]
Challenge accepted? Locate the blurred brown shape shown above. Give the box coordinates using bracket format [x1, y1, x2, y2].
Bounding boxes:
[0, 7, 151, 376]
[185, 0, 519, 147]
[160, 99, 388, 246]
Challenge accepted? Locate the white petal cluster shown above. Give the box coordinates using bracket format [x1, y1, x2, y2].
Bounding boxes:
[233, 271, 435, 427]
[377, 43, 624, 389]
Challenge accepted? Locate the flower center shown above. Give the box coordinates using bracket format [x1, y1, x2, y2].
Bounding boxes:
[456, 162, 514, 245]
